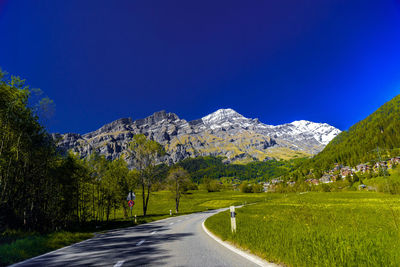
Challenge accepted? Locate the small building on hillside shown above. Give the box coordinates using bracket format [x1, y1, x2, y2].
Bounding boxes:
[333, 164, 344, 172]
[341, 167, 353, 178]
[374, 161, 388, 172]
[390, 157, 400, 167]
[271, 179, 283, 185]
[358, 184, 367, 189]
[356, 164, 370, 173]
[263, 182, 271, 192]
[287, 181, 296, 186]
[306, 179, 319, 185]
[319, 174, 333, 184]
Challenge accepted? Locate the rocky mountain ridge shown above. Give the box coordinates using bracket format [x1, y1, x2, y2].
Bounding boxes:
[53, 109, 341, 166]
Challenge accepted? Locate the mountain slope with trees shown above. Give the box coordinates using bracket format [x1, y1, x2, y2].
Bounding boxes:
[178, 156, 306, 183]
[304, 94, 400, 171]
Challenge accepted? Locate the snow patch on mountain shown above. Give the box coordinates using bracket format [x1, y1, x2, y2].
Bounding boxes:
[201, 108, 341, 147]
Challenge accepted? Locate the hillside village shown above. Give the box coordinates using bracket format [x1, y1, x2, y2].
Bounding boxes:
[262, 156, 400, 192]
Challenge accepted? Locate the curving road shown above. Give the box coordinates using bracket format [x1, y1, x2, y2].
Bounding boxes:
[11, 209, 262, 267]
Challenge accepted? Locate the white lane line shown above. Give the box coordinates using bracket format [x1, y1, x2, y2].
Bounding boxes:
[136, 240, 145, 246]
[114, 260, 125, 267]
[169, 222, 174, 225]
[178, 219, 182, 222]
[151, 231, 157, 235]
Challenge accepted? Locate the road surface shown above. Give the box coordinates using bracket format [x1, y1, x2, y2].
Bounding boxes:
[12, 209, 261, 267]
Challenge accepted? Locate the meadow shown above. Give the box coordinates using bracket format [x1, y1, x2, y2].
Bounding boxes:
[0, 189, 266, 266]
[205, 192, 400, 267]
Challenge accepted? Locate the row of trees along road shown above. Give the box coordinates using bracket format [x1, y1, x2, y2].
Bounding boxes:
[0, 70, 192, 233]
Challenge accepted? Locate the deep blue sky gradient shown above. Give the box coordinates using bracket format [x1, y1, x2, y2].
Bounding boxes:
[1, 0, 400, 133]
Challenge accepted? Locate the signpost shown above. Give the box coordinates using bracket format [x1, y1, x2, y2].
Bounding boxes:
[230, 206, 236, 233]
[127, 191, 136, 201]
[127, 191, 136, 223]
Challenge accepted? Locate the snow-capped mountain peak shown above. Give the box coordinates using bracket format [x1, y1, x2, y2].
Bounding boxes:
[56, 108, 342, 166]
[201, 109, 341, 148]
[288, 120, 341, 145]
[202, 108, 249, 129]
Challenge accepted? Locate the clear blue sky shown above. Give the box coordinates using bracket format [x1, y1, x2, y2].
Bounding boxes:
[1, 0, 399, 133]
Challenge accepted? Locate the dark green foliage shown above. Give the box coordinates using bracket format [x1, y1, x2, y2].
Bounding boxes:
[127, 134, 166, 216]
[304, 94, 400, 171]
[239, 181, 253, 193]
[0, 70, 134, 232]
[178, 156, 307, 183]
[203, 177, 223, 192]
[0, 71, 73, 232]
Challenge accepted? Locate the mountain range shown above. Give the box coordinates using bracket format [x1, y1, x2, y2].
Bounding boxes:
[53, 108, 341, 166]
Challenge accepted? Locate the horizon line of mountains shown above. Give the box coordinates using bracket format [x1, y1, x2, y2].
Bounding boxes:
[53, 108, 341, 167]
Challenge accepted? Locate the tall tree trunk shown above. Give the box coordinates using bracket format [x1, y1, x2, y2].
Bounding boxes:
[145, 184, 151, 216]
[142, 182, 146, 216]
[175, 181, 179, 213]
[122, 200, 128, 218]
[92, 185, 95, 221]
[106, 199, 110, 222]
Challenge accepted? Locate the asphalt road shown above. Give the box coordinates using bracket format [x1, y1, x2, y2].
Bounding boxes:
[12, 209, 261, 267]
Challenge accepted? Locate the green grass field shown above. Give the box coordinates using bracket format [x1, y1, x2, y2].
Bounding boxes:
[205, 192, 400, 267]
[0, 190, 266, 266]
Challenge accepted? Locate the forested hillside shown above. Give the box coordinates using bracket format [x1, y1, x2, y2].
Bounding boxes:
[178, 156, 306, 182]
[304, 94, 400, 170]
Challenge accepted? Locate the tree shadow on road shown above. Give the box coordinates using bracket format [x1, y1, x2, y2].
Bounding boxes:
[16, 224, 193, 267]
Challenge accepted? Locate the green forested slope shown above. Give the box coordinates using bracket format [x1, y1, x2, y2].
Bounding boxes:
[305, 94, 400, 170]
[178, 156, 306, 182]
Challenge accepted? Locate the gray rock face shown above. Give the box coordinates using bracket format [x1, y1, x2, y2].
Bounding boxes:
[54, 109, 341, 166]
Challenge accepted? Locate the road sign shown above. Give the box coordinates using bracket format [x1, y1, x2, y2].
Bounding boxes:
[128, 200, 135, 207]
[127, 191, 136, 201]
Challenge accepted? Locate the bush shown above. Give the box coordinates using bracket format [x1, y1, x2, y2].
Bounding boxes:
[239, 182, 264, 193]
[239, 182, 253, 193]
[251, 183, 264, 193]
[203, 178, 223, 192]
[377, 178, 400, 194]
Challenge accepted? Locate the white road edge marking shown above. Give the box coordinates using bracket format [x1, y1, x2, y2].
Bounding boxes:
[113, 260, 125, 267]
[136, 240, 145, 246]
[202, 220, 279, 267]
[169, 222, 174, 225]
[151, 231, 157, 235]
[178, 219, 182, 222]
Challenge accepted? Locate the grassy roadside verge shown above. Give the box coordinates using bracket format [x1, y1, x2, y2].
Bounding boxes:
[0, 231, 93, 266]
[1, 190, 266, 266]
[205, 192, 400, 267]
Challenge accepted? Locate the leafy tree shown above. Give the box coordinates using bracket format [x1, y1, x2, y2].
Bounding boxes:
[128, 134, 165, 216]
[239, 181, 252, 193]
[167, 167, 190, 213]
[0, 70, 86, 231]
[203, 177, 222, 192]
[252, 183, 264, 193]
